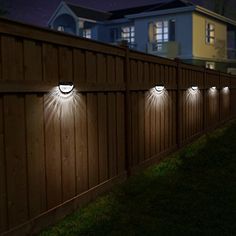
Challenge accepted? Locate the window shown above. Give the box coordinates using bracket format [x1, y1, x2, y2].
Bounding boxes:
[121, 26, 135, 44]
[83, 29, 92, 39]
[57, 26, 65, 32]
[206, 23, 215, 45]
[206, 62, 215, 70]
[154, 20, 169, 51]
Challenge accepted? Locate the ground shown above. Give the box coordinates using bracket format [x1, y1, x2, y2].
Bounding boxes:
[40, 120, 236, 236]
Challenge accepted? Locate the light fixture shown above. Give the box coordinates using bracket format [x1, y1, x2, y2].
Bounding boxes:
[154, 85, 165, 93]
[223, 86, 229, 90]
[211, 86, 216, 90]
[59, 82, 74, 95]
[191, 86, 198, 91]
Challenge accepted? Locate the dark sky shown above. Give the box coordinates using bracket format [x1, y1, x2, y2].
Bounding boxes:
[0, 0, 234, 27]
[0, 0, 202, 26]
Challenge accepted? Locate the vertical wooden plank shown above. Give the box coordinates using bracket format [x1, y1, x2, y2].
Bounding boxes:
[137, 61, 143, 84]
[150, 96, 156, 156]
[107, 55, 115, 83]
[160, 94, 165, 152]
[144, 62, 150, 83]
[43, 43, 59, 82]
[97, 54, 107, 83]
[73, 49, 86, 82]
[61, 108, 76, 201]
[144, 91, 150, 159]
[155, 93, 161, 154]
[98, 94, 108, 182]
[24, 40, 43, 81]
[0, 97, 7, 233]
[59, 47, 73, 82]
[2, 36, 24, 81]
[131, 93, 139, 165]
[116, 93, 126, 174]
[86, 52, 97, 83]
[107, 93, 117, 177]
[75, 94, 88, 194]
[44, 94, 62, 209]
[138, 92, 145, 163]
[4, 95, 28, 227]
[116, 57, 124, 84]
[26, 95, 46, 218]
[131, 60, 138, 84]
[87, 94, 99, 188]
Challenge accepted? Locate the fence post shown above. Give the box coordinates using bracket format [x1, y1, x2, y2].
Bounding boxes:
[175, 59, 182, 148]
[122, 43, 131, 176]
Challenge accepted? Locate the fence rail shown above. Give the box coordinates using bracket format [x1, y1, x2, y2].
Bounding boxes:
[0, 18, 236, 236]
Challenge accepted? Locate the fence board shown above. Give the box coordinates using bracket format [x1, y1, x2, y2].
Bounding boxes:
[117, 93, 126, 174]
[108, 93, 117, 177]
[25, 95, 46, 218]
[87, 94, 99, 187]
[98, 94, 108, 182]
[2, 36, 24, 81]
[44, 94, 62, 209]
[0, 97, 7, 233]
[24, 40, 43, 81]
[4, 95, 28, 227]
[138, 92, 145, 163]
[61, 106, 76, 201]
[43, 43, 59, 82]
[144, 91, 150, 159]
[75, 94, 88, 194]
[73, 49, 86, 82]
[59, 47, 73, 82]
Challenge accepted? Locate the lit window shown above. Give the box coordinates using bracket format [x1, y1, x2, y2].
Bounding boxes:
[154, 20, 169, 51]
[206, 62, 215, 70]
[83, 29, 92, 39]
[57, 26, 65, 32]
[206, 23, 215, 45]
[121, 26, 135, 44]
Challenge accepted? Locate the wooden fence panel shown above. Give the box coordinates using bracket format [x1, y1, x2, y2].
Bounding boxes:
[24, 40, 43, 81]
[75, 94, 88, 194]
[25, 95, 46, 218]
[4, 95, 28, 228]
[0, 97, 7, 233]
[0, 18, 235, 236]
[44, 94, 62, 209]
[1, 36, 24, 81]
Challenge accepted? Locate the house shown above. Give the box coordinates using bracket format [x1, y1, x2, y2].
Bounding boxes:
[48, 0, 236, 73]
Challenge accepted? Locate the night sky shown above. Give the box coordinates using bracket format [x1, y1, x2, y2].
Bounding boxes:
[1, 0, 204, 27]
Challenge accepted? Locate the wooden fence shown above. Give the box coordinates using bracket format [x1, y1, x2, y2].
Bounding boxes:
[0, 18, 236, 236]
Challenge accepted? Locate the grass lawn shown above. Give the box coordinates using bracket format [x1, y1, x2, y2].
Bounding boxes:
[40, 120, 236, 236]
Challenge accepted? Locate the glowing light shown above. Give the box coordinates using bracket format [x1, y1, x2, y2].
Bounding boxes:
[211, 86, 216, 90]
[59, 82, 74, 95]
[191, 86, 198, 91]
[223, 87, 229, 91]
[154, 85, 165, 93]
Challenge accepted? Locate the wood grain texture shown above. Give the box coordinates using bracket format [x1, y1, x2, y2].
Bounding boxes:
[0, 97, 7, 233]
[75, 94, 88, 194]
[2, 36, 24, 81]
[87, 93, 99, 188]
[24, 40, 43, 81]
[44, 94, 62, 209]
[25, 95, 46, 218]
[4, 95, 28, 227]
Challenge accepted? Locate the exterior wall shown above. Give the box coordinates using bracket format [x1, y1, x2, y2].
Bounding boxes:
[134, 12, 193, 57]
[192, 12, 227, 60]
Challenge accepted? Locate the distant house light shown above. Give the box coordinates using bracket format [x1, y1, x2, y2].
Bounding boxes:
[57, 25, 65, 32]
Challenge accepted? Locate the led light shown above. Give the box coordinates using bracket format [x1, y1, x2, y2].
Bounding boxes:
[59, 82, 74, 94]
[211, 86, 216, 90]
[154, 85, 165, 93]
[191, 86, 198, 91]
[223, 86, 229, 90]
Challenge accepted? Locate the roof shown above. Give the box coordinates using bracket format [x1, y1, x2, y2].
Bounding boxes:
[109, 0, 193, 20]
[66, 3, 111, 21]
